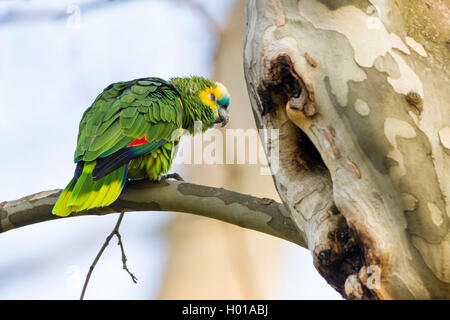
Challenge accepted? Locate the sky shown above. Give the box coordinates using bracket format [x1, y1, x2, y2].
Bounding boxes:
[0, 0, 340, 299]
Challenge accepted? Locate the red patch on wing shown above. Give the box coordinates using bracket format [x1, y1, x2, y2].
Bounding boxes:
[128, 137, 148, 147]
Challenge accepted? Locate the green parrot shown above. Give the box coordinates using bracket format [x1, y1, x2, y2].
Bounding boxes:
[53, 76, 230, 216]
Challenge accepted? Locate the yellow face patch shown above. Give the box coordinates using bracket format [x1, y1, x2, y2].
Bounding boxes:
[199, 86, 222, 116]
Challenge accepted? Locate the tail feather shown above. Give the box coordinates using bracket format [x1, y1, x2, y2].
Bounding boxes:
[91, 174, 113, 209]
[77, 177, 106, 212]
[52, 161, 128, 217]
[67, 162, 96, 209]
[52, 178, 76, 216]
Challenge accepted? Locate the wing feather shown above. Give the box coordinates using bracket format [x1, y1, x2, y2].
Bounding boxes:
[74, 78, 184, 170]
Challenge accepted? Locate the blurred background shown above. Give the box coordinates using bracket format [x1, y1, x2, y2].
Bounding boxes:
[0, 0, 340, 299]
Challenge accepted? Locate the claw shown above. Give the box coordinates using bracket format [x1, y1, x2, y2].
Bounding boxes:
[156, 173, 184, 182]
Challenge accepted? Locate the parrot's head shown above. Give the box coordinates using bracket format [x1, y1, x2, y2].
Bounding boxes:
[170, 76, 230, 131]
[199, 81, 230, 128]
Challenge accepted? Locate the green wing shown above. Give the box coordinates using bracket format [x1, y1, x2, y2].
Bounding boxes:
[74, 78, 183, 163]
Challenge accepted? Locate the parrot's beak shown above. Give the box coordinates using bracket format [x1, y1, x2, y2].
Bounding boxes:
[216, 107, 230, 127]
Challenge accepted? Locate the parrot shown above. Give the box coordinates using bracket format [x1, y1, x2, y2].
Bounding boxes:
[52, 76, 230, 217]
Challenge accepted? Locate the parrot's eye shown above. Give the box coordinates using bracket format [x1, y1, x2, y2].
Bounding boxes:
[209, 93, 217, 103]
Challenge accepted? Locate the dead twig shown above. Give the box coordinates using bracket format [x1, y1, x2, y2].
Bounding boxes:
[80, 211, 137, 300]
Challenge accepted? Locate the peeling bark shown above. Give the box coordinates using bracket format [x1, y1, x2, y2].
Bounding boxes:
[244, 0, 450, 299]
[0, 180, 306, 248]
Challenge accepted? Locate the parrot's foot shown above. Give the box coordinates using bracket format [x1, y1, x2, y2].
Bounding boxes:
[157, 173, 184, 182]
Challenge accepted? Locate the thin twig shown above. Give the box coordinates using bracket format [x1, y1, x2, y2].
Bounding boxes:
[0, 0, 223, 35]
[179, 0, 223, 36]
[115, 228, 138, 283]
[80, 211, 136, 300]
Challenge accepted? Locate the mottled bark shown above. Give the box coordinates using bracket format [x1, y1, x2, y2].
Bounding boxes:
[0, 180, 306, 247]
[244, 0, 449, 299]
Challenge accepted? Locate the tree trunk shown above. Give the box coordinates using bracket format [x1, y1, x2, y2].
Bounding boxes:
[244, 0, 450, 299]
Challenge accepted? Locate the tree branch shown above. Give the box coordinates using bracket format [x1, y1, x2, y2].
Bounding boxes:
[0, 0, 222, 34]
[0, 180, 307, 248]
[0, 0, 130, 26]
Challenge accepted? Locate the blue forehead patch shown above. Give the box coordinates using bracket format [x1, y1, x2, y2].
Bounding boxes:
[218, 96, 230, 107]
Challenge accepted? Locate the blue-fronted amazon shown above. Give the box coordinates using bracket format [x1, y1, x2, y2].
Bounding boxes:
[53, 77, 230, 216]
